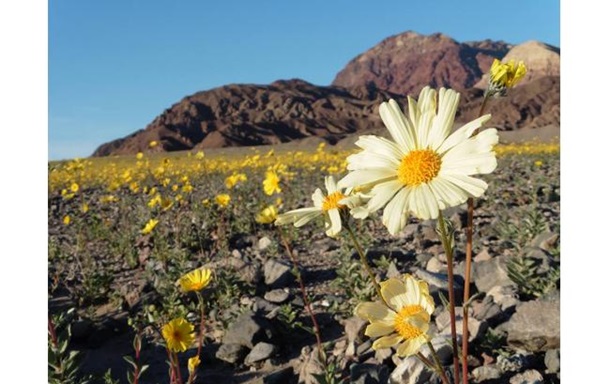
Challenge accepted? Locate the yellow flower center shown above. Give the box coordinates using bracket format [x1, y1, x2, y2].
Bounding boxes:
[397, 149, 441, 187]
[394, 305, 426, 340]
[322, 191, 346, 211]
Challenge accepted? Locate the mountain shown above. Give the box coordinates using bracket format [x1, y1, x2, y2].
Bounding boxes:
[92, 31, 560, 157]
[92, 80, 406, 156]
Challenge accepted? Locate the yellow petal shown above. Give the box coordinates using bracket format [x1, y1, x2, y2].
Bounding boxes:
[372, 333, 403, 349]
[365, 322, 395, 338]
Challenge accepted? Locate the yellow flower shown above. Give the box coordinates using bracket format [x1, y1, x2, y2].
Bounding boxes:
[188, 355, 200, 374]
[488, 59, 527, 96]
[355, 274, 434, 357]
[256, 205, 278, 224]
[225, 173, 247, 189]
[162, 318, 195, 353]
[263, 170, 281, 195]
[201, 198, 211, 207]
[141, 219, 159, 235]
[534, 160, 543, 167]
[149, 140, 158, 148]
[215, 194, 231, 208]
[81, 203, 89, 214]
[179, 268, 213, 292]
[338, 87, 498, 235]
[70, 183, 79, 193]
[136, 152, 144, 160]
[195, 150, 205, 160]
[63, 215, 70, 225]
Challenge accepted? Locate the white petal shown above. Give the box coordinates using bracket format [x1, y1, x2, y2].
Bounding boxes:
[325, 208, 342, 237]
[324, 176, 338, 194]
[437, 114, 492, 155]
[381, 278, 409, 312]
[312, 188, 325, 209]
[428, 88, 460, 150]
[338, 169, 396, 189]
[438, 173, 488, 198]
[379, 100, 417, 150]
[373, 333, 403, 349]
[346, 151, 400, 170]
[382, 187, 410, 235]
[354, 135, 406, 159]
[408, 185, 440, 220]
[355, 301, 395, 323]
[440, 128, 499, 175]
[275, 207, 321, 226]
[366, 179, 404, 213]
[395, 334, 428, 357]
[294, 210, 323, 227]
[365, 322, 395, 338]
[427, 178, 469, 210]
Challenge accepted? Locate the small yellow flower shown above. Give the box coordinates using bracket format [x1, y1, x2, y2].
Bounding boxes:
[355, 274, 434, 358]
[225, 173, 247, 189]
[81, 203, 89, 214]
[201, 198, 211, 207]
[179, 268, 213, 292]
[149, 140, 158, 148]
[534, 160, 543, 167]
[63, 215, 71, 225]
[195, 151, 205, 160]
[162, 318, 195, 353]
[215, 194, 231, 208]
[256, 205, 278, 224]
[141, 219, 159, 235]
[70, 183, 79, 193]
[188, 355, 200, 374]
[263, 170, 281, 196]
[136, 152, 144, 160]
[488, 59, 527, 96]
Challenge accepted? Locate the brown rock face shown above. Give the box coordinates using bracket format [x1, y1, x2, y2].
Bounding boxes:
[331, 31, 512, 96]
[92, 80, 407, 156]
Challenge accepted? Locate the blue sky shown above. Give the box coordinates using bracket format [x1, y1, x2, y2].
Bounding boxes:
[49, 0, 560, 160]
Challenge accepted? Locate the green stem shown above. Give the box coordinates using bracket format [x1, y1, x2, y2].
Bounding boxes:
[344, 220, 384, 305]
[427, 341, 450, 384]
[437, 212, 460, 384]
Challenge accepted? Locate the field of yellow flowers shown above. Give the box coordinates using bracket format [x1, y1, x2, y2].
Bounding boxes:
[48, 140, 559, 383]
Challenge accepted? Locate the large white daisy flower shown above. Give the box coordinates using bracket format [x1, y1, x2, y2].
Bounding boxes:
[275, 175, 360, 237]
[338, 87, 499, 235]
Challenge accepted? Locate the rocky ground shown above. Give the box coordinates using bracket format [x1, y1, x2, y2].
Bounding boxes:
[48, 151, 559, 384]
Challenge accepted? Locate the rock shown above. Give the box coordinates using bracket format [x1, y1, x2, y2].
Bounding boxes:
[472, 365, 502, 382]
[509, 369, 544, 384]
[544, 349, 560, 373]
[436, 307, 487, 342]
[222, 313, 275, 349]
[264, 289, 290, 304]
[506, 298, 559, 352]
[472, 255, 515, 293]
[497, 352, 535, 373]
[215, 343, 248, 364]
[473, 248, 492, 263]
[390, 357, 433, 384]
[426, 257, 445, 273]
[244, 342, 277, 366]
[472, 296, 504, 325]
[343, 316, 367, 345]
[258, 236, 273, 251]
[263, 259, 295, 288]
[350, 363, 389, 384]
[253, 297, 280, 315]
[386, 261, 401, 278]
[487, 285, 520, 311]
[262, 366, 294, 384]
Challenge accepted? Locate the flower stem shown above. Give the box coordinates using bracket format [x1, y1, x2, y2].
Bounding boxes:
[195, 292, 206, 359]
[437, 212, 460, 384]
[461, 92, 491, 384]
[277, 228, 325, 363]
[344, 220, 385, 306]
[427, 341, 450, 384]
